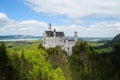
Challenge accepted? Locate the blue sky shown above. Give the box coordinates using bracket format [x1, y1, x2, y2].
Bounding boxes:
[0, 0, 69, 26]
[0, 0, 120, 37]
[0, 0, 51, 22]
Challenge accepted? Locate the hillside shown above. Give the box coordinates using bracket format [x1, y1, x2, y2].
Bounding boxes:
[105, 33, 120, 47]
[112, 33, 120, 42]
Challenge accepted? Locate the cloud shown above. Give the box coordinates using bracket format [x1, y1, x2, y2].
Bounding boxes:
[54, 22, 120, 37]
[24, 0, 120, 19]
[0, 13, 14, 26]
[0, 12, 120, 37]
[0, 12, 48, 36]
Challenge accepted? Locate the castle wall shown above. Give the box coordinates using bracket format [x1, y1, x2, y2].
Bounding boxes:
[44, 37, 65, 48]
[64, 40, 75, 55]
[43, 36, 76, 56]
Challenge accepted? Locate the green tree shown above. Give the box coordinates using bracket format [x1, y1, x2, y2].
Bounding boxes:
[0, 42, 8, 80]
[70, 41, 96, 80]
[47, 46, 67, 68]
[111, 42, 120, 79]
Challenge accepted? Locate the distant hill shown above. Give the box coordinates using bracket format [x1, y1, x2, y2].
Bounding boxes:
[112, 33, 120, 42]
[105, 33, 120, 47]
[0, 35, 42, 40]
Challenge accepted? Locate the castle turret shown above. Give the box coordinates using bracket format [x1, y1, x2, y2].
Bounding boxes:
[54, 28, 56, 36]
[74, 31, 78, 42]
[48, 23, 52, 30]
[54, 28, 56, 46]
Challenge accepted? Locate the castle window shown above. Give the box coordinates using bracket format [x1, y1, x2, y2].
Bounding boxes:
[64, 40, 65, 43]
[68, 47, 69, 50]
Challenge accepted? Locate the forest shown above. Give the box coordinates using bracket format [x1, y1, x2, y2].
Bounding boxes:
[0, 34, 120, 80]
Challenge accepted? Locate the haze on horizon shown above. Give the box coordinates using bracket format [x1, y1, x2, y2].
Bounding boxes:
[0, 0, 120, 37]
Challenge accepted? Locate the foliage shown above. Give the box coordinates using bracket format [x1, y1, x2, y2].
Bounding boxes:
[73, 41, 94, 55]
[70, 41, 96, 80]
[1, 38, 120, 80]
[0, 41, 66, 80]
[0, 42, 8, 80]
[47, 46, 67, 68]
[70, 41, 120, 80]
[47, 46, 73, 80]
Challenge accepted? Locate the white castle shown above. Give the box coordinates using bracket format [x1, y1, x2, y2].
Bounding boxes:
[43, 23, 78, 56]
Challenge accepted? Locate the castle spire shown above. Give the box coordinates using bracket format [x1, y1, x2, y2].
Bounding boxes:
[48, 23, 52, 30]
[74, 31, 78, 42]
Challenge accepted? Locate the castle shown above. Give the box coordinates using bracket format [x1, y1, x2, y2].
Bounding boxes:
[43, 23, 78, 55]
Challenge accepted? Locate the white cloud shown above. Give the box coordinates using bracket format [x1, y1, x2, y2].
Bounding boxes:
[54, 22, 120, 37]
[0, 12, 48, 36]
[0, 13, 14, 26]
[0, 12, 120, 37]
[24, 0, 120, 19]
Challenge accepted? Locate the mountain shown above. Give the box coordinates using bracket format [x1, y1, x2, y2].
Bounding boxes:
[105, 33, 120, 47]
[112, 33, 120, 42]
[0, 35, 42, 39]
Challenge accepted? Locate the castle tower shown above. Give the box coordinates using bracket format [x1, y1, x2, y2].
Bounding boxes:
[74, 31, 78, 42]
[48, 23, 52, 30]
[54, 28, 56, 46]
[54, 28, 56, 37]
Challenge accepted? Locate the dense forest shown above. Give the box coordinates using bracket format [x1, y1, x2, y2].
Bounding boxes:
[0, 34, 120, 80]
